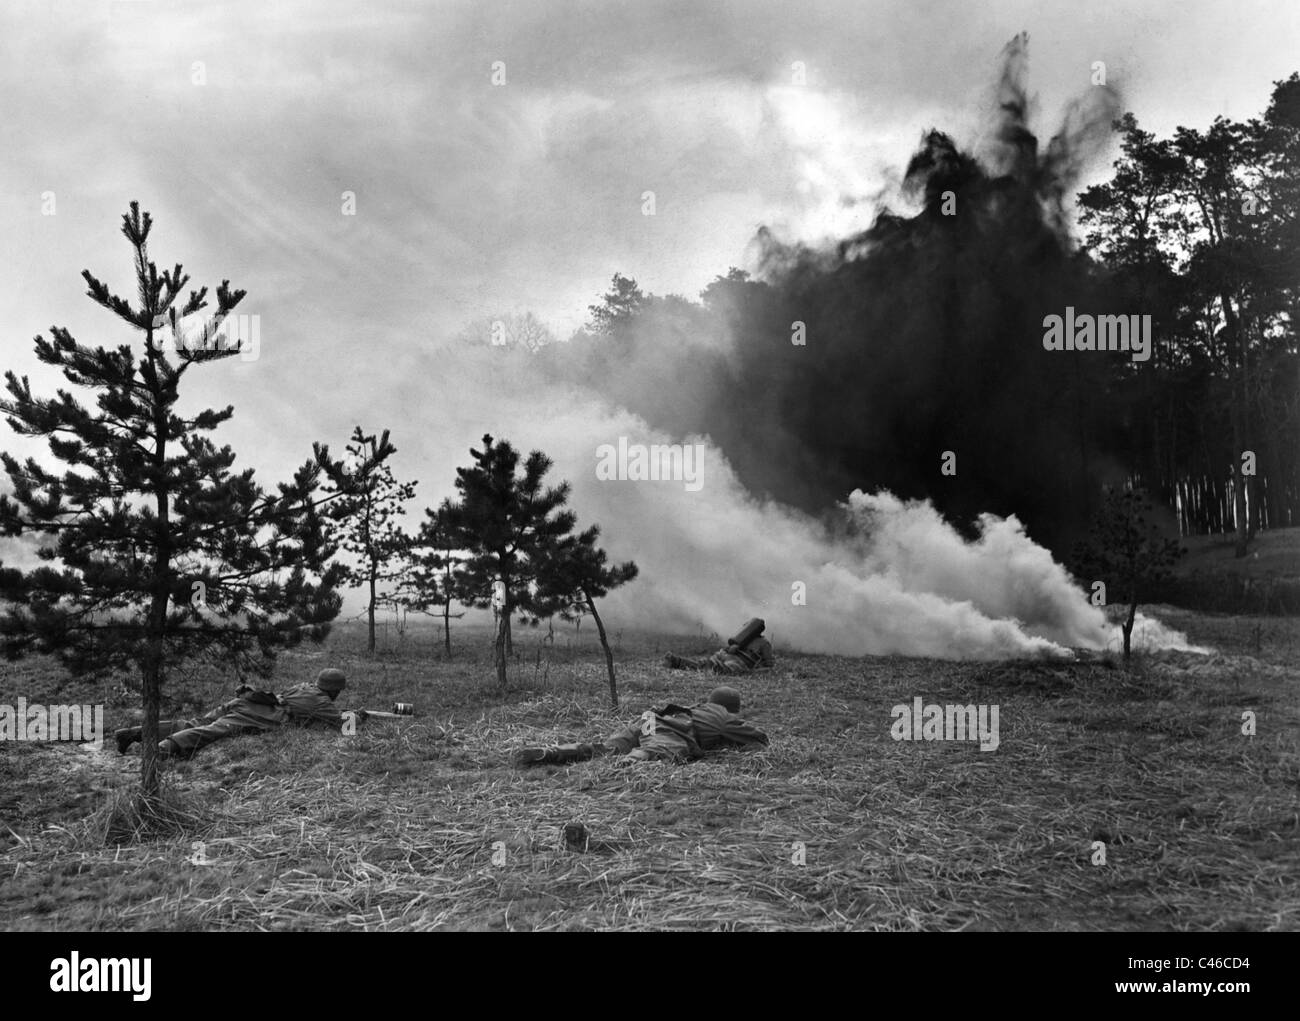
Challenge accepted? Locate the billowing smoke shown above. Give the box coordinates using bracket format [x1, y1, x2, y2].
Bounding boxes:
[394, 35, 1205, 660]
[535, 34, 1132, 552]
[400, 339, 1204, 659]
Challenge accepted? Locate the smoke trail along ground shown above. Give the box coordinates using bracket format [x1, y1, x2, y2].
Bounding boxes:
[401, 343, 1205, 659]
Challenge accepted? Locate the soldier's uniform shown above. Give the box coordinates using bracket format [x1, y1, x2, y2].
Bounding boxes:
[115, 671, 347, 759]
[664, 617, 774, 675]
[665, 638, 774, 675]
[605, 700, 769, 761]
[514, 687, 768, 766]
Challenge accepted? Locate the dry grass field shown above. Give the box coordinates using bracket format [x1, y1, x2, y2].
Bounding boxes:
[1, 610, 1297, 931]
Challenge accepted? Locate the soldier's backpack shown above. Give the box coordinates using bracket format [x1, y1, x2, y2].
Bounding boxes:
[235, 686, 281, 707]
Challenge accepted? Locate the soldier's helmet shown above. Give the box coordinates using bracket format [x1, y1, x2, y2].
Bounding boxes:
[316, 668, 347, 694]
[708, 686, 742, 714]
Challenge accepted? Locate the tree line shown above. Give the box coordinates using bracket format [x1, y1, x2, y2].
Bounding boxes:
[1076, 75, 1300, 555]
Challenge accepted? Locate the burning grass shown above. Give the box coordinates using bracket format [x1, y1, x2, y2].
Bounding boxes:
[1, 617, 1297, 930]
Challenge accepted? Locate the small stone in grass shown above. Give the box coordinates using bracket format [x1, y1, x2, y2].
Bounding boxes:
[562, 822, 589, 852]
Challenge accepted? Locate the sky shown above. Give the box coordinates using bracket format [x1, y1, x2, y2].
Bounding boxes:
[0, 0, 1296, 640]
[4, 0, 1296, 343]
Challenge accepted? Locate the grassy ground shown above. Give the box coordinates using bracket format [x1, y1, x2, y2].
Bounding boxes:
[1175, 525, 1300, 580]
[1, 613, 1297, 931]
[1163, 525, 1300, 613]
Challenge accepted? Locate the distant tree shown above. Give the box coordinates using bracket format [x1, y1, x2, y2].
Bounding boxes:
[327, 426, 417, 653]
[400, 499, 468, 657]
[442, 435, 575, 688]
[534, 525, 637, 707]
[699, 266, 754, 308]
[586, 273, 645, 334]
[0, 204, 381, 798]
[1072, 486, 1186, 663]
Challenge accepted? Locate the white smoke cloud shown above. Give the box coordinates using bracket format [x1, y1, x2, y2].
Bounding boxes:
[399, 342, 1208, 661]
[844, 491, 1109, 650]
[1120, 612, 1212, 656]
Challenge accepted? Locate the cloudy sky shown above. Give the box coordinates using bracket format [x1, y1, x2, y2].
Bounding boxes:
[5, 0, 1296, 341]
[1, 0, 1297, 632]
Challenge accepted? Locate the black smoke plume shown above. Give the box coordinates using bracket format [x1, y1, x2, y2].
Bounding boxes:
[545, 34, 1126, 554]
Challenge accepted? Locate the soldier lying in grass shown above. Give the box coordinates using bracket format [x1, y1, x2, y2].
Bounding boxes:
[114, 668, 350, 760]
[513, 686, 768, 767]
[662, 617, 774, 675]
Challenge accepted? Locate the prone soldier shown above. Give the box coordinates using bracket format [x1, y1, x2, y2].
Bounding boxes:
[114, 668, 350, 759]
[663, 617, 774, 675]
[513, 686, 768, 766]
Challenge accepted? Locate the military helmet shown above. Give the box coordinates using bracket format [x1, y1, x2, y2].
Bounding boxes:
[708, 686, 741, 714]
[316, 668, 347, 694]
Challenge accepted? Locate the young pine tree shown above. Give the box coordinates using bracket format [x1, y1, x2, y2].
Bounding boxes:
[534, 525, 638, 707]
[1072, 486, 1185, 663]
[327, 426, 417, 654]
[398, 499, 468, 658]
[442, 435, 576, 689]
[0, 204, 387, 797]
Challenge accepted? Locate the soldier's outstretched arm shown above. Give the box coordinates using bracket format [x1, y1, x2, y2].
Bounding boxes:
[729, 721, 770, 747]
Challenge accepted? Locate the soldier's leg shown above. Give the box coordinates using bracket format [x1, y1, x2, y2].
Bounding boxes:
[514, 718, 650, 767]
[115, 717, 199, 755]
[624, 729, 692, 763]
[541, 716, 654, 761]
[604, 724, 642, 755]
[663, 653, 711, 670]
[513, 740, 615, 767]
[158, 718, 259, 759]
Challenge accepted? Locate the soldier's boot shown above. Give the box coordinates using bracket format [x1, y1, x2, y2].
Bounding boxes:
[115, 727, 142, 755]
[512, 747, 548, 767]
[157, 738, 198, 761]
[543, 742, 609, 765]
